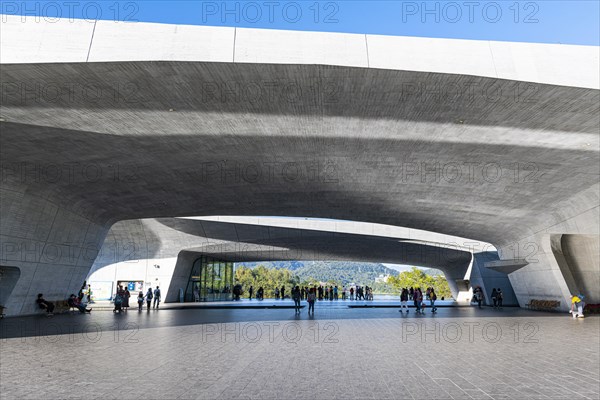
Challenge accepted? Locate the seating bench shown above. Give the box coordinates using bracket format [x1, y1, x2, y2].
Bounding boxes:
[37, 300, 75, 315]
[526, 299, 560, 311]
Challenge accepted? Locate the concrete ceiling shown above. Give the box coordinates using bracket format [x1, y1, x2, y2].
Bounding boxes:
[157, 218, 473, 267]
[1, 61, 599, 247]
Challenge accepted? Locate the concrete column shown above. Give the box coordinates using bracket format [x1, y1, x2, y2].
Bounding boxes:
[0, 187, 108, 315]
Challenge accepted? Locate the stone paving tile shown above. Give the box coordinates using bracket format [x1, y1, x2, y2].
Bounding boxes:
[1, 308, 599, 400]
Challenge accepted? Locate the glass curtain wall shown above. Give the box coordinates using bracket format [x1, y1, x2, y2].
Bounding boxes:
[185, 256, 234, 302]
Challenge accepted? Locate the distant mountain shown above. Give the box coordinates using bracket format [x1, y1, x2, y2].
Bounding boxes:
[235, 261, 399, 285]
[381, 264, 419, 273]
[383, 264, 445, 276]
[422, 268, 444, 276]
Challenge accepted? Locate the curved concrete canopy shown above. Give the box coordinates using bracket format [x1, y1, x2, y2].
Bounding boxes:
[1, 61, 598, 247]
[158, 217, 473, 266]
[2, 16, 599, 88]
[88, 217, 476, 278]
[187, 216, 492, 251]
[0, 18, 598, 315]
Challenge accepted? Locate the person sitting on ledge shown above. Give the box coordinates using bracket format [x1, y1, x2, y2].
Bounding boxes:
[68, 294, 91, 313]
[36, 293, 55, 316]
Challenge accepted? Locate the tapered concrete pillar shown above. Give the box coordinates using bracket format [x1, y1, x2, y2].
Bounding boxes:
[0, 187, 108, 315]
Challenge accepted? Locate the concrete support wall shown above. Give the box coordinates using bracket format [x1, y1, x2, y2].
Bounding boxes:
[502, 185, 600, 311]
[165, 251, 203, 303]
[0, 187, 108, 316]
[441, 257, 472, 302]
[555, 234, 600, 304]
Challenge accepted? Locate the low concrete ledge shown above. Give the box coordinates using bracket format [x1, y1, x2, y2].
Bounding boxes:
[484, 259, 529, 274]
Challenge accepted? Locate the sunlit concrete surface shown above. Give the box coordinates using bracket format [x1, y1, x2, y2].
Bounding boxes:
[1, 307, 598, 399]
[2, 16, 599, 88]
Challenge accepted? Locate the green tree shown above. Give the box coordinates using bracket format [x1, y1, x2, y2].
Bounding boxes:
[387, 267, 452, 299]
[235, 265, 299, 298]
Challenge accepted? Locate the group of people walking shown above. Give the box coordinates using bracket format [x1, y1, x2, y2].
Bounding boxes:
[113, 285, 161, 312]
[256, 285, 445, 316]
[490, 288, 504, 309]
[137, 287, 161, 311]
[348, 286, 373, 300]
[398, 287, 438, 314]
[246, 285, 375, 301]
[244, 284, 447, 316]
[37, 283, 516, 317]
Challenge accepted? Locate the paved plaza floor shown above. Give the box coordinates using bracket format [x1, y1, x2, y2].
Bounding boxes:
[1, 304, 598, 400]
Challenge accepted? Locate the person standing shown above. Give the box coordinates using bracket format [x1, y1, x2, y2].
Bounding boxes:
[292, 286, 301, 314]
[491, 288, 498, 309]
[153, 286, 161, 308]
[349, 287, 354, 300]
[117, 285, 125, 298]
[474, 287, 483, 309]
[399, 288, 409, 313]
[87, 284, 94, 304]
[497, 288, 503, 309]
[307, 288, 316, 315]
[274, 287, 280, 299]
[281, 285, 286, 300]
[137, 291, 144, 311]
[78, 282, 87, 303]
[412, 288, 419, 311]
[123, 288, 131, 311]
[248, 285, 254, 300]
[414, 288, 423, 314]
[145, 288, 153, 310]
[430, 288, 437, 313]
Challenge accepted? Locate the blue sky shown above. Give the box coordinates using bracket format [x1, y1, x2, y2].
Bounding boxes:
[3, 1, 599, 45]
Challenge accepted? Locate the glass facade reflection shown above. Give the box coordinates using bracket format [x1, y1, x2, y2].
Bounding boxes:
[185, 256, 234, 302]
